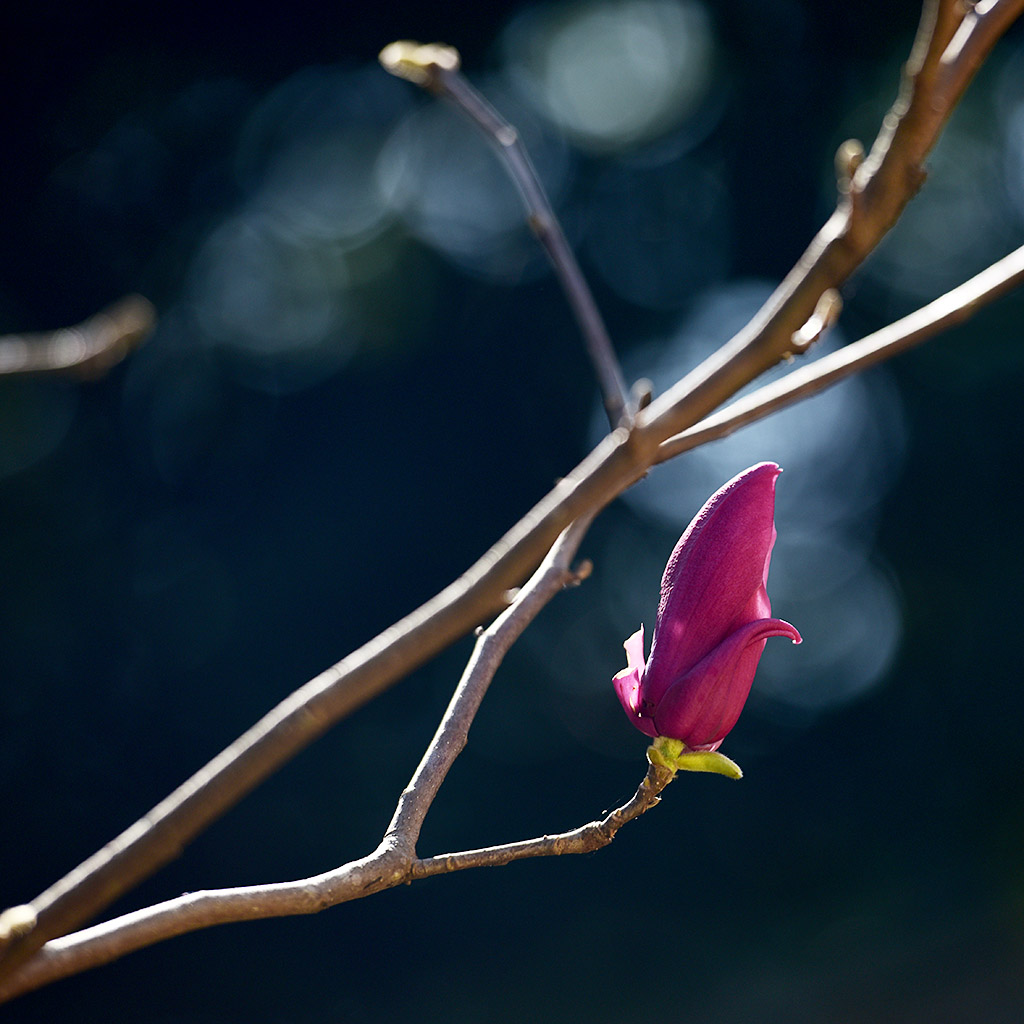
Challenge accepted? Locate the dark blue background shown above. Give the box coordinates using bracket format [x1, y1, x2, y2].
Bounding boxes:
[2, 2, 1023, 1022]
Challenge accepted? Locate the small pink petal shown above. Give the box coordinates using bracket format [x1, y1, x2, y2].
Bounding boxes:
[612, 665, 642, 715]
[613, 664, 659, 738]
[613, 627, 659, 737]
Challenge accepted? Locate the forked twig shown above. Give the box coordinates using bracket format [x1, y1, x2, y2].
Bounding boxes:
[658, 242, 1024, 459]
[0, 514, 675, 1001]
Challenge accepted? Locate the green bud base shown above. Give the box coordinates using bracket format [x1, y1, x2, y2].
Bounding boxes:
[647, 736, 743, 780]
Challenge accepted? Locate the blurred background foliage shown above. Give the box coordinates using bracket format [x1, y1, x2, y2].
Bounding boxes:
[2, 1, 1024, 1021]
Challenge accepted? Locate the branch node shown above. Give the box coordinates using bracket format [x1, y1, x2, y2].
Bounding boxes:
[790, 288, 843, 354]
[835, 138, 865, 195]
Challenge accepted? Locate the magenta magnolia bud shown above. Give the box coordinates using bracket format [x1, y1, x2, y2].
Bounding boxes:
[613, 462, 801, 750]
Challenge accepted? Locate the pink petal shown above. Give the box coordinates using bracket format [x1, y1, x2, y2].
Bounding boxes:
[652, 617, 801, 748]
[613, 666, 660, 738]
[643, 463, 782, 705]
[613, 627, 659, 738]
[622, 626, 646, 677]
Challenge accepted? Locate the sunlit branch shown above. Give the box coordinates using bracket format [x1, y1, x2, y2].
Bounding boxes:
[657, 243, 1024, 461]
[0, 295, 155, 379]
[409, 760, 672, 879]
[0, 758, 672, 1003]
[2, 3, 1021, 989]
[940, 1, 1024, 95]
[386, 513, 596, 848]
[638, 0, 1024, 443]
[0, 513, 677, 1002]
[379, 41, 631, 429]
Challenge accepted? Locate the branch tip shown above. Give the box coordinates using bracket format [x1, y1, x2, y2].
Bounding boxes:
[0, 294, 155, 380]
[0, 907, 37, 950]
[378, 40, 460, 90]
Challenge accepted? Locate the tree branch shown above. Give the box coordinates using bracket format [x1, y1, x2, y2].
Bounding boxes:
[0, 295, 155, 379]
[657, 242, 1024, 460]
[0, 759, 673, 1002]
[0, 512, 678, 1002]
[379, 41, 632, 428]
[385, 513, 596, 850]
[2, 2, 1021, 987]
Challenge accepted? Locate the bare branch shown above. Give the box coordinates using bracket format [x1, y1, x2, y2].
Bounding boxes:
[409, 760, 673, 878]
[941, 1, 1024, 95]
[2, 5, 1022, 987]
[0, 757, 672, 1003]
[380, 41, 631, 429]
[658, 243, 1024, 460]
[385, 513, 596, 850]
[0, 295, 155, 379]
[0, 512, 674, 1002]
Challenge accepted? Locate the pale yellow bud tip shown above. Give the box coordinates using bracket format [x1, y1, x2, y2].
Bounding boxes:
[379, 41, 461, 87]
[0, 904, 37, 943]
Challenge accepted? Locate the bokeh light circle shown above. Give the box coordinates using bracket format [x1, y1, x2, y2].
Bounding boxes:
[376, 78, 572, 281]
[503, 0, 716, 153]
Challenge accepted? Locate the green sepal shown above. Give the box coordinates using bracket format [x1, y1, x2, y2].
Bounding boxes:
[674, 749, 743, 779]
[647, 736, 743, 779]
[647, 736, 685, 771]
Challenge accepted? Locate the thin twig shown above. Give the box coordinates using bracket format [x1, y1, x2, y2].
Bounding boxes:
[0, 295, 155, 379]
[379, 41, 631, 429]
[409, 760, 673, 878]
[2, 4, 1021, 987]
[385, 512, 596, 850]
[657, 242, 1024, 460]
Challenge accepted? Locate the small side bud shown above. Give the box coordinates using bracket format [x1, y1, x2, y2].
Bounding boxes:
[379, 41, 461, 90]
[791, 288, 842, 353]
[631, 378, 654, 411]
[835, 138, 865, 192]
[674, 749, 743, 779]
[570, 558, 594, 585]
